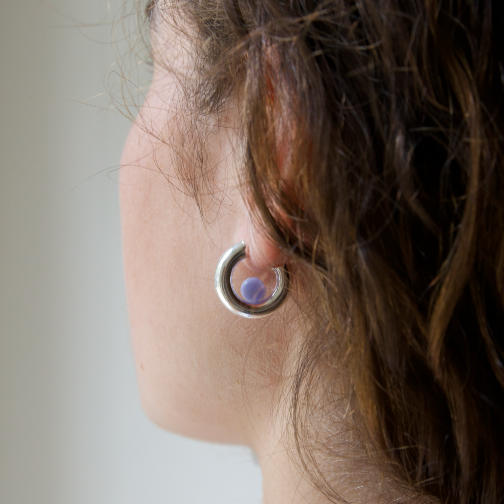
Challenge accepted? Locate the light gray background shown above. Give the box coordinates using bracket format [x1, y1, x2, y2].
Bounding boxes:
[0, 1, 262, 503]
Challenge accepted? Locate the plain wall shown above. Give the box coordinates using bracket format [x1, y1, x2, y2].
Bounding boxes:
[0, 1, 262, 503]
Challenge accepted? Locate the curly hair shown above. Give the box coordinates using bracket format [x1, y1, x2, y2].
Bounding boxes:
[146, 1, 504, 502]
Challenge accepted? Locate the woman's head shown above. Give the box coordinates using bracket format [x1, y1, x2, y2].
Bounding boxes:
[120, 1, 504, 503]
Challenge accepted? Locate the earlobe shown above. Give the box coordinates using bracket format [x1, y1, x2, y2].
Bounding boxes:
[213, 203, 291, 318]
[237, 215, 285, 272]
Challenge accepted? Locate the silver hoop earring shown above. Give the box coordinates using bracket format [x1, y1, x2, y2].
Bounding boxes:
[214, 241, 289, 319]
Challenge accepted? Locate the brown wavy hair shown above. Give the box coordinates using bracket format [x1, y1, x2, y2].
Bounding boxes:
[146, 0, 504, 502]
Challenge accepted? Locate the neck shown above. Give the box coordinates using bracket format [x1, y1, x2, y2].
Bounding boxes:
[249, 403, 414, 504]
[257, 440, 332, 504]
[240, 315, 415, 504]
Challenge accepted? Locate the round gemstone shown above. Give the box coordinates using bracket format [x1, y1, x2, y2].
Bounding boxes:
[240, 277, 267, 305]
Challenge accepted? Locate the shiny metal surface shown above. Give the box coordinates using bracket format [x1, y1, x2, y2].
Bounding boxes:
[214, 241, 290, 318]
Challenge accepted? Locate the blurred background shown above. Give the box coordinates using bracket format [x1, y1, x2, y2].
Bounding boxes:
[0, 1, 262, 503]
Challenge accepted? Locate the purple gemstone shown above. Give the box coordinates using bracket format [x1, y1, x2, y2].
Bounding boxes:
[240, 277, 267, 304]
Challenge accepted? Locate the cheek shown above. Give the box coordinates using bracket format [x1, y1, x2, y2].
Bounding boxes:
[120, 127, 193, 410]
[119, 123, 251, 442]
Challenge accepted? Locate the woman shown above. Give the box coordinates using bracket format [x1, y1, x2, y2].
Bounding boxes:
[120, 0, 504, 503]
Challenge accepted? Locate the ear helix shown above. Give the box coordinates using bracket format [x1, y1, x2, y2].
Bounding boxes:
[214, 241, 289, 318]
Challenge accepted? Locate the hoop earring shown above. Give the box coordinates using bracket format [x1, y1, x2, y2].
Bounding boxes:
[214, 241, 290, 319]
